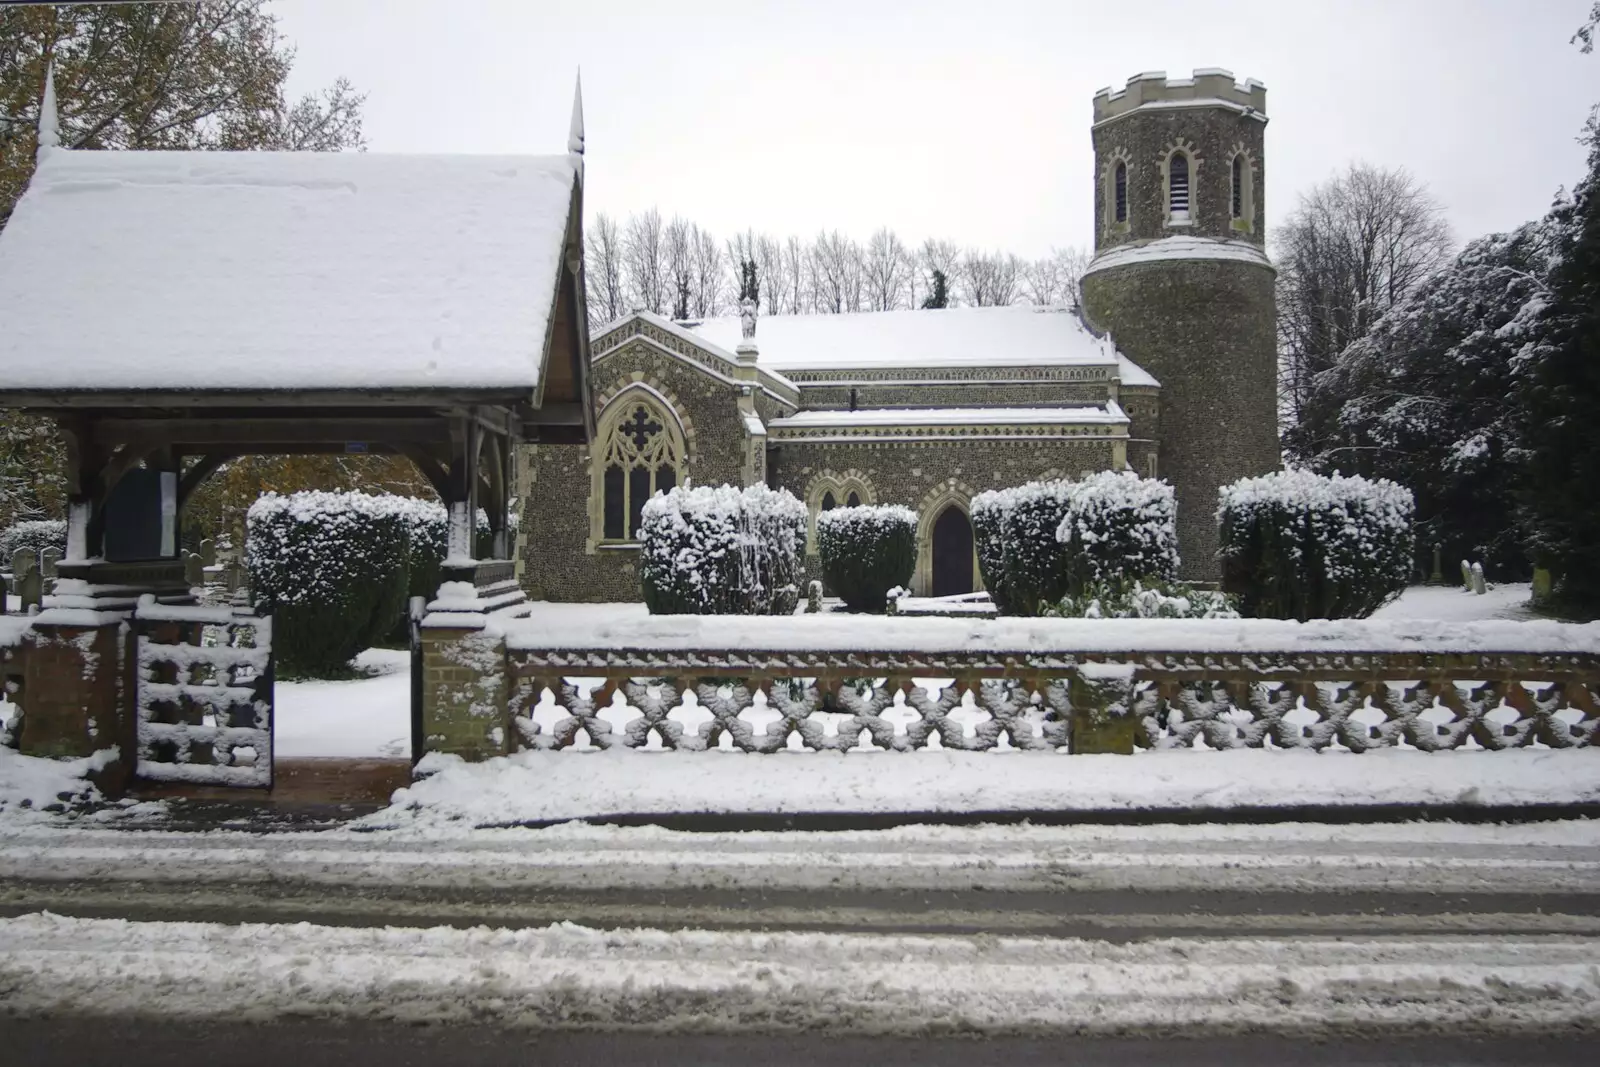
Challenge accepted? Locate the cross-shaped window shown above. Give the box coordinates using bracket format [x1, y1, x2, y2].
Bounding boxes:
[623, 406, 663, 449]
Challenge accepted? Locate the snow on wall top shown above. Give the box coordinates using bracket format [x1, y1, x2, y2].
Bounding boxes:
[503, 612, 1600, 657]
[1092, 68, 1267, 125]
[1084, 236, 1274, 278]
[0, 148, 578, 393]
[684, 305, 1135, 375]
[768, 406, 1128, 429]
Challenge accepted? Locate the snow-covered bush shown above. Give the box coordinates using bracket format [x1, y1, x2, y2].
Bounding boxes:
[639, 483, 806, 615]
[1054, 471, 1180, 588]
[817, 504, 917, 613]
[247, 491, 410, 676]
[0, 518, 65, 564]
[971, 481, 1072, 615]
[1045, 578, 1238, 619]
[1217, 470, 1414, 620]
[973, 473, 1179, 616]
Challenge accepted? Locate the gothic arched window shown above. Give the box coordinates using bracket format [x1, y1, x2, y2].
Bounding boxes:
[596, 396, 683, 543]
[1114, 161, 1128, 223]
[1168, 152, 1191, 222]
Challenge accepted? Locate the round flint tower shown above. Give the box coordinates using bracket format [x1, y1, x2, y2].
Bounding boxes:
[1080, 68, 1279, 581]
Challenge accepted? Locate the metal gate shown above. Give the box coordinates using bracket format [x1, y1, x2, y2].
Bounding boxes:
[133, 602, 274, 788]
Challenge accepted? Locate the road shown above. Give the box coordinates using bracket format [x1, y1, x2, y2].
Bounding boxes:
[1, 819, 1597, 1042]
[3, 1018, 1597, 1066]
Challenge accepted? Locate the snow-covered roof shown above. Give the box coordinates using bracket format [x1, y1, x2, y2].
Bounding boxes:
[685, 304, 1127, 373]
[1083, 236, 1273, 278]
[592, 310, 798, 396]
[1118, 353, 1159, 388]
[769, 406, 1128, 429]
[0, 147, 580, 393]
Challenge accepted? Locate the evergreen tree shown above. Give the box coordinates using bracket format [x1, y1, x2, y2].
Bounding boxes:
[921, 268, 948, 309]
[1317, 219, 1562, 580]
[1518, 119, 1600, 610]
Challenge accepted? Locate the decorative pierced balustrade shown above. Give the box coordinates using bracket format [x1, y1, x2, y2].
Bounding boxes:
[496, 617, 1600, 756]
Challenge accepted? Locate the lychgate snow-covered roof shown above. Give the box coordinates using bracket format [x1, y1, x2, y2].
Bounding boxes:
[0, 148, 580, 393]
[685, 304, 1132, 373]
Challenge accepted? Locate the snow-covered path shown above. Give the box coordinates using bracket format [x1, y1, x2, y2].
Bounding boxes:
[1, 911, 1595, 1036]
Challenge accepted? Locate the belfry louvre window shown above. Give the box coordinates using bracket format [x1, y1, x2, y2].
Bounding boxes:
[601, 402, 680, 540]
[1114, 161, 1128, 223]
[1169, 153, 1190, 220]
[1231, 154, 1243, 218]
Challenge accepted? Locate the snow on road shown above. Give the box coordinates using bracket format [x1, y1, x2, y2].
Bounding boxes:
[3, 819, 1598, 895]
[1, 912, 1595, 1035]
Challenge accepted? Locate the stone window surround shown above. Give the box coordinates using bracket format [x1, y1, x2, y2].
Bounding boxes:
[1159, 138, 1202, 229]
[587, 383, 689, 553]
[1229, 144, 1257, 234]
[803, 469, 877, 553]
[1101, 145, 1133, 237]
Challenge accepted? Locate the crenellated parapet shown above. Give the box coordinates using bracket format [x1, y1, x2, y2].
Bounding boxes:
[1093, 68, 1267, 125]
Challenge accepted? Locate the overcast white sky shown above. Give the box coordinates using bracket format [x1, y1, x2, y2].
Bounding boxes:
[274, 0, 1599, 259]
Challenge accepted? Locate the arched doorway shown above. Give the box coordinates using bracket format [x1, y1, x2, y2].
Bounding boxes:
[930, 504, 974, 597]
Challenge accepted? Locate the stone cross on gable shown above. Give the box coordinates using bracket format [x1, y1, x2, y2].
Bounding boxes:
[623, 407, 663, 449]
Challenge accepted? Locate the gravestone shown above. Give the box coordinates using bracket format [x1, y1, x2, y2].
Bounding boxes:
[183, 551, 204, 590]
[39, 547, 59, 579]
[1460, 560, 1473, 589]
[199, 538, 217, 568]
[1470, 562, 1488, 596]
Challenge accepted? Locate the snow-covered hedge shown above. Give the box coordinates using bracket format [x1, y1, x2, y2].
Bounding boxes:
[972, 473, 1179, 616]
[972, 480, 1072, 615]
[1055, 472, 1180, 588]
[1217, 470, 1415, 620]
[817, 505, 917, 613]
[0, 519, 65, 565]
[247, 491, 410, 676]
[1045, 578, 1239, 620]
[639, 484, 806, 616]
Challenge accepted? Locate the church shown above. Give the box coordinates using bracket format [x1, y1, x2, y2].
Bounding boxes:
[517, 69, 1280, 600]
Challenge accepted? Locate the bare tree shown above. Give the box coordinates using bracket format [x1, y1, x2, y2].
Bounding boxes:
[622, 208, 668, 315]
[756, 234, 784, 315]
[664, 215, 695, 320]
[1022, 246, 1091, 307]
[585, 212, 627, 328]
[782, 235, 806, 314]
[1275, 163, 1452, 458]
[690, 225, 723, 317]
[960, 249, 1022, 307]
[862, 228, 911, 311]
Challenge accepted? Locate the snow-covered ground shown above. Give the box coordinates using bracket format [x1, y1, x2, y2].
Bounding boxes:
[383, 747, 1600, 828]
[274, 647, 410, 758]
[2, 912, 1595, 1035]
[1372, 582, 1535, 622]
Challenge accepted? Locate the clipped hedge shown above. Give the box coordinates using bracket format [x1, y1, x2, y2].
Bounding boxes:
[817, 504, 917, 612]
[247, 491, 411, 677]
[973, 473, 1179, 616]
[1054, 471, 1180, 588]
[640, 483, 806, 615]
[1218, 470, 1414, 620]
[0, 519, 66, 564]
[971, 480, 1073, 615]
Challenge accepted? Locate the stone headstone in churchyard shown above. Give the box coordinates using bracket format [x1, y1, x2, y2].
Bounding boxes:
[17, 564, 42, 613]
[183, 551, 204, 590]
[199, 538, 216, 568]
[39, 547, 59, 578]
[1461, 560, 1473, 589]
[1470, 562, 1488, 596]
[1532, 567, 1554, 604]
[1429, 543, 1444, 586]
[12, 549, 37, 586]
[806, 580, 822, 614]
